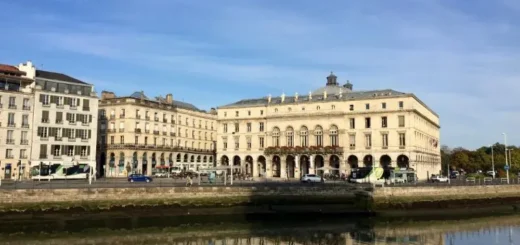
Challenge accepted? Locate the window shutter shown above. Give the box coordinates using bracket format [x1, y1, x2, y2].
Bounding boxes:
[77, 99, 80, 106]
[75, 129, 80, 138]
[88, 130, 92, 139]
[87, 146, 91, 155]
[37, 127, 43, 136]
[89, 115, 92, 122]
[39, 94, 44, 102]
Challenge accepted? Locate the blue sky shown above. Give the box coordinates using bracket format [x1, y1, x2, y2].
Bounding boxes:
[0, 0, 518, 149]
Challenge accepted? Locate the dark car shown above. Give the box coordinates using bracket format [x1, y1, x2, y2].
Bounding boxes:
[128, 174, 152, 183]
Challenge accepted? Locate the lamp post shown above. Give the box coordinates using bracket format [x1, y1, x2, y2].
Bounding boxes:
[503, 133, 509, 184]
[490, 145, 495, 179]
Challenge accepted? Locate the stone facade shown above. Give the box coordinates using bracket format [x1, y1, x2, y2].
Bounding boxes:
[216, 73, 441, 181]
[97, 91, 217, 177]
[0, 64, 34, 180]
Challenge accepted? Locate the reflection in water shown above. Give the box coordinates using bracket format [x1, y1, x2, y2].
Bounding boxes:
[0, 211, 520, 245]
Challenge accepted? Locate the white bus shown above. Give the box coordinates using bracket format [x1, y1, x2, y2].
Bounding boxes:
[31, 164, 90, 180]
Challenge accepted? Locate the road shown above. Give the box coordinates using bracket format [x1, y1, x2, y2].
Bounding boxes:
[0, 177, 518, 189]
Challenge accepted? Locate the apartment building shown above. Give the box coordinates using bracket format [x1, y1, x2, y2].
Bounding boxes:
[17, 62, 99, 175]
[97, 91, 217, 177]
[216, 72, 441, 180]
[0, 64, 34, 180]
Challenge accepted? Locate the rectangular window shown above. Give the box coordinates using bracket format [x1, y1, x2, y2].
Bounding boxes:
[399, 133, 406, 147]
[349, 104, 354, 111]
[223, 124, 228, 133]
[22, 114, 29, 127]
[8, 96, 16, 109]
[349, 118, 355, 129]
[398, 116, 405, 127]
[259, 122, 264, 132]
[20, 149, 27, 158]
[247, 123, 251, 132]
[365, 117, 371, 128]
[260, 110, 264, 115]
[259, 136, 265, 148]
[365, 103, 370, 110]
[110, 136, 114, 144]
[365, 134, 372, 148]
[39, 144, 47, 158]
[399, 101, 404, 109]
[223, 141, 228, 150]
[7, 113, 15, 126]
[120, 136, 124, 144]
[349, 135, 355, 149]
[135, 136, 138, 144]
[382, 134, 388, 148]
[247, 137, 252, 149]
[382, 102, 386, 109]
[6, 130, 14, 144]
[381, 116, 387, 128]
[248, 111, 251, 116]
[23, 98, 30, 110]
[235, 111, 239, 117]
[234, 123, 239, 132]
[56, 112, 63, 123]
[6, 149, 13, 158]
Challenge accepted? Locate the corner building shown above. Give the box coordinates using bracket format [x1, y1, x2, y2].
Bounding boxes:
[216, 73, 441, 180]
[0, 64, 34, 180]
[97, 91, 217, 177]
[17, 61, 99, 175]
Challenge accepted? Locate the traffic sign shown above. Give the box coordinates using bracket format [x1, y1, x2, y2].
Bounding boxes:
[504, 165, 510, 171]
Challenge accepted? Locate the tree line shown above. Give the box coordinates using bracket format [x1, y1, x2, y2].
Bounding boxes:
[441, 143, 519, 177]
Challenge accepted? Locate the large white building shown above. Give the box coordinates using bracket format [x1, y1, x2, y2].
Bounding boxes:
[17, 61, 99, 177]
[216, 73, 441, 181]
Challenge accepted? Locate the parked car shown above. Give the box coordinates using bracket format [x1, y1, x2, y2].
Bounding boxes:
[170, 167, 182, 175]
[486, 170, 496, 177]
[153, 172, 168, 178]
[450, 171, 459, 179]
[128, 174, 152, 183]
[301, 174, 323, 183]
[431, 175, 449, 183]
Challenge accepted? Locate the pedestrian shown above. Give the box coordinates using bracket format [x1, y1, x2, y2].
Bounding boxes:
[186, 175, 192, 187]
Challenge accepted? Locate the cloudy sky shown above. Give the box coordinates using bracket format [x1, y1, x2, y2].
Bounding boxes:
[1, 0, 518, 149]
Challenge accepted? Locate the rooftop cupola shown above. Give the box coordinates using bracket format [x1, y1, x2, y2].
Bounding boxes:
[343, 80, 353, 90]
[326, 71, 338, 86]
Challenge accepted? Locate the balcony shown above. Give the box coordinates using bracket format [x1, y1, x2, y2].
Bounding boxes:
[22, 124, 29, 128]
[39, 155, 47, 159]
[153, 131, 160, 135]
[68, 138, 76, 142]
[70, 105, 77, 110]
[20, 155, 28, 159]
[108, 129, 116, 133]
[145, 116, 150, 121]
[170, 132, 176, 137]
[154, 117, 159, 122]
[110, 115, 116, 120]
[119, 128, 125, 133]
[264, 146, 344, 156]
[162, 132, 167, 135]
[82, 121, 89, 126]
[135, 128, 142, 133]
[42, 119, 49, 123]
[56, 120, 63, 124]
[20, 140, 29, 145]
[163, 119, 167, 123]
[53, 155, 62, 159]
[349, 145, 355, 150]
[23, 105, 31, 110]
[6, 139, 15, 144]
[41, 137, 49, 141]
[120, 114, 125, 118]
[57, 104, 64, 109]
[171, 120, 175, 124]
[81, 138, 89, 142]
[42, 102, 50, 107]
[145, 130, 150, 134]
[8, 104, 16, 109]
[6, 155, 14, 159]
[69, 121, 77, 125]
[80, 155, 88, 160]
[83, 107, 90, 111]
[7, 123, 16, 127]
[55, 137, 62, 141]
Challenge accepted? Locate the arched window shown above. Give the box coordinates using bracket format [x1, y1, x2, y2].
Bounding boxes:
[300, 126, 308, 147]
[330, 125, 338, 146]
[272, 127, 280, 147]
[314, 125, 323, 146]
[286, 127, 294, 147]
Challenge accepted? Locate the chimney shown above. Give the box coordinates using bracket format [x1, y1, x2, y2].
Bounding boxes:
[101, 91, 116, 100]
[281, 92, 285, 103]
[268, 94, 272, 103]
[166, 93, 173, 103]
[295, 92, 299, 102]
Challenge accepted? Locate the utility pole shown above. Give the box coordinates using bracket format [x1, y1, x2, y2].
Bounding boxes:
[491, 145, 495, 179]
[503, 133, 509, 184]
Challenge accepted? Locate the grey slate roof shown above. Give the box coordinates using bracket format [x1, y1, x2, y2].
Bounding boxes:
[220, 89, 408, 108]
[129, 91, 203, 112]
[36, 70, 87, 85]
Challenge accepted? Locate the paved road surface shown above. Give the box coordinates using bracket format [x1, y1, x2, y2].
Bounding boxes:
[0, 177, 518, 189]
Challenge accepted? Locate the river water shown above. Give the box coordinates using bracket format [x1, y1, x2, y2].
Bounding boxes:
[0, 210, 519, 245]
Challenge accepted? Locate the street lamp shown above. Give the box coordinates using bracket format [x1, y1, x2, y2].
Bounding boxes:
[490, 144, 495, 179]
[503, 133, 509, 184]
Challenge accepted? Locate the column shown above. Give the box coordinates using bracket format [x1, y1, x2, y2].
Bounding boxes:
[309, 155, 315, 174]
[147, 155, 153, 175]
[280, 156, 287, 179]
[294, 155, 300, 178]
[252, 158, 259, 179]
[266, 159, 273, 178]
[106, 157, 112, 177]
[323, 157, 330, 175]
[137, 155, 143, 174]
